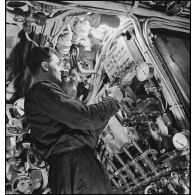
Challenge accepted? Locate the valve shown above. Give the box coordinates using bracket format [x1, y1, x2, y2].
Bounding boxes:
[12, 175, 34, 194]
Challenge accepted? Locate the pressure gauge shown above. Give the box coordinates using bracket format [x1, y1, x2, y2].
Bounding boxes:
[172, 133, 188, 150]
[13, 97, 25, 116]
[136, 62, 154, 81]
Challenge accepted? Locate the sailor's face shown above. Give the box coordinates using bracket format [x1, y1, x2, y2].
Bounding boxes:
[47, 53, 62, 84]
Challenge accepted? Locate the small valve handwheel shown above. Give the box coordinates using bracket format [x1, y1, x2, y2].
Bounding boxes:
[12, 175, 34, 194]
[136, 62, 154, 81]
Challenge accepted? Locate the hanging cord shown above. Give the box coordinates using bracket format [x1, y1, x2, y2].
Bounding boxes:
[25, 32, 39, 47]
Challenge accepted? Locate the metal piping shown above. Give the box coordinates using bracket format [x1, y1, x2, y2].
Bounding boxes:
[61, 1, 190, 23]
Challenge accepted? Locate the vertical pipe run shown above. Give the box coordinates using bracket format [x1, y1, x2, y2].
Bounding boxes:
[110, 176, 120, 189]
[107, 158, 127, 184]
[123, 146, 147, 180]
[132, 140, 143, 153]
[132, 140, 158, 176]
[114, 153, 138, 184]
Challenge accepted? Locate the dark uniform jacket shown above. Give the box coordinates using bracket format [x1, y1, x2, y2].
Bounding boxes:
[24, 80, 120, 194]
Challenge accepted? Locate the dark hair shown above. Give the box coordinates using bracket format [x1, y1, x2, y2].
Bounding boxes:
[25, 47, 53, 76]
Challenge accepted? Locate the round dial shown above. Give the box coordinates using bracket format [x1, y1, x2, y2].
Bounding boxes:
[172, 133, 188, 150]
[14, 97, 25, 116]
[136, 62, 153, 81]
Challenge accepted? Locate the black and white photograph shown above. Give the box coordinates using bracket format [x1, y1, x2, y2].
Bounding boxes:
[5, 1, 191, 194]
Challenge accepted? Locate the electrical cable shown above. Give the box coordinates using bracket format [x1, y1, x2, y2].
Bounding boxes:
[25, 32, 39, 47]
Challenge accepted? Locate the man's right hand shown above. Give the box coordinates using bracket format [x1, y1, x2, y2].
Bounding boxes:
[105, 85, 123, 102]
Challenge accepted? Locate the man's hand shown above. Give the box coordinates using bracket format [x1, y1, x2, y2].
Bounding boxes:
[105, 85, 123, 102]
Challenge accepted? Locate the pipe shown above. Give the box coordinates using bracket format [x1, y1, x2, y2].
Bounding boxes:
[7, 1, 190, 26]
[109, 176, 120, 189]
[114, 153, 138, 184]
[123, 146, 147, 180]
[132, 140, 158, 176]
[107, 157, 127, 183]
[87, 13, 120, 28]
[6, 6, 80, 25]
[77, 62, 98, 75]
[62, 1, 189, 23]
[6, 1, 33, 8]
[142, 19, 190, 129]
[46, 9, 79, 22]
[51, 17, 73, 46]
[87, 20, 134, 104]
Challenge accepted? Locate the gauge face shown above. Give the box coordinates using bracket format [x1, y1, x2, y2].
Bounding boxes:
[13, 97, 25, 116]
[172, 133, 188, 150]
[136, 62, 152, 81]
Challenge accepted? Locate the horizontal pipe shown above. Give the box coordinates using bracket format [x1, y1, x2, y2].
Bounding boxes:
[6, 1, 190, 26]
[62, 1, 190, 23]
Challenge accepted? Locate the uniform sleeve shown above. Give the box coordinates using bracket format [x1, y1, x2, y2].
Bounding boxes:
[32, 82, 120, 130]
